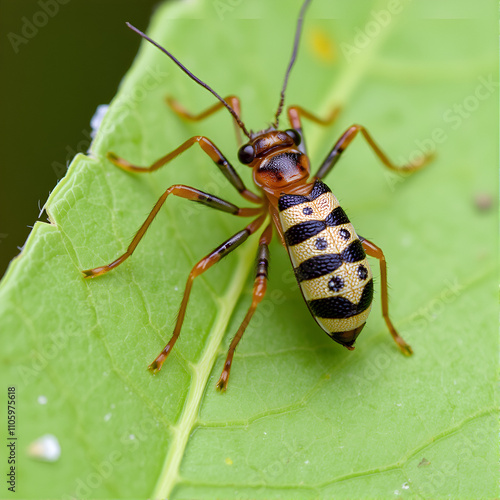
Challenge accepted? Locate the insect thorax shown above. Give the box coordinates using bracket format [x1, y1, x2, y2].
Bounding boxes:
[252, 151, 309, 191]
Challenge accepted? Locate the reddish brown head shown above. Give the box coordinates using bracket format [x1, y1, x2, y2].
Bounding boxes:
[237, 129, 310, 192]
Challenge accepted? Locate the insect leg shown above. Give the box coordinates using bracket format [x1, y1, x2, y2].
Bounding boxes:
[359, 236, 413, 356]
[314, 124, 433, 180]
[82, 185, 264, 278]
[167, 95, 243, 145]
[107, 135, 261, 204]
[149, 214, 268, 374]
[216, 223, 273, 391]
[287, 105, 341, 155]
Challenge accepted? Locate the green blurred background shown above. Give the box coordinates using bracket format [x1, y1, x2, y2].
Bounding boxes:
[0, 0, 162, 278]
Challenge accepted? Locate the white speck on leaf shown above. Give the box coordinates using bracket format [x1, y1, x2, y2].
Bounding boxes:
[28, 434, 61, 462]
[37, 395, 47, 405]
[104, 413, 112, 422]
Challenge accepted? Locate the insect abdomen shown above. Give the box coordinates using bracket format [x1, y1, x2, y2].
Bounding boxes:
[278, 180, 373, 349]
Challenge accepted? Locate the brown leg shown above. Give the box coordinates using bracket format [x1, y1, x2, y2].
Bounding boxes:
[287, 104, 341, 155]
[360, 236, 413, 356]
[107, 135, 261, 204]
[287, 104, 340, 127]
[167, 94, 243, 145]
[216, 223, 273, 391]
[149, 214, 267, 374]
[82, 185, 263, 278]
[314, 124, 433, 180]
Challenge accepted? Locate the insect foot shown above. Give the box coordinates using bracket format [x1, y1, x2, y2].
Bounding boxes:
[216, 360, 232, 392]
[82, 266, 107, 278]
[396, 338, 413, 356]
[148, 351, 169, 374]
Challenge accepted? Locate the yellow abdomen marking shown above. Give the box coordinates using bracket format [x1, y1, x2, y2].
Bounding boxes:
[278, 180, 373, 338]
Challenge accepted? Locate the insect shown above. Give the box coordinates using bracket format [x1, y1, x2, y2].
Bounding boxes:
[82, 0, 431, 391]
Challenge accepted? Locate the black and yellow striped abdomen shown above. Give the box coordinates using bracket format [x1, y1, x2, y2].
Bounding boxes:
[278, 180, 373, 348]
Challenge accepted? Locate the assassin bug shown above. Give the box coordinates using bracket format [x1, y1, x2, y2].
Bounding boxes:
[82, 0, 431, 391]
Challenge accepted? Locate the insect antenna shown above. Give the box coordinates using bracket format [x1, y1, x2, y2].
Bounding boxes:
[273, 0, 313, 128]
[126, 22, 251, 139]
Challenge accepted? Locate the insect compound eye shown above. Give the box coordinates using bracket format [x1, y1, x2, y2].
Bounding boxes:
[238, 144, 255, 164]
[285, 128, 301, 146]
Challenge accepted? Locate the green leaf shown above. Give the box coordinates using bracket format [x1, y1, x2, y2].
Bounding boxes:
[1, 0, 497, 498]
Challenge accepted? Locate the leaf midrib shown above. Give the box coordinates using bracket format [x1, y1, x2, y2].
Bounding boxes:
[151, 0, 400, 497]
[151, 242, 259, 497]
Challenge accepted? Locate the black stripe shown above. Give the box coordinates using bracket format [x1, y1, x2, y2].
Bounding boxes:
[278, 194, 308, 211]
[278, 179, 331, 212]
[309, 180, 331, 200]
[340, 239, 366, 263]
[325, 206, 350, 226]
[308, 296, 356, 319]
[307, 279, 374, 319]
[285, 220, 326, 246]
[284, 206, 350, 247]
[356, 279, 374, 313]
[294, 239, 366, 281]
[295, 254, 342, 282]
